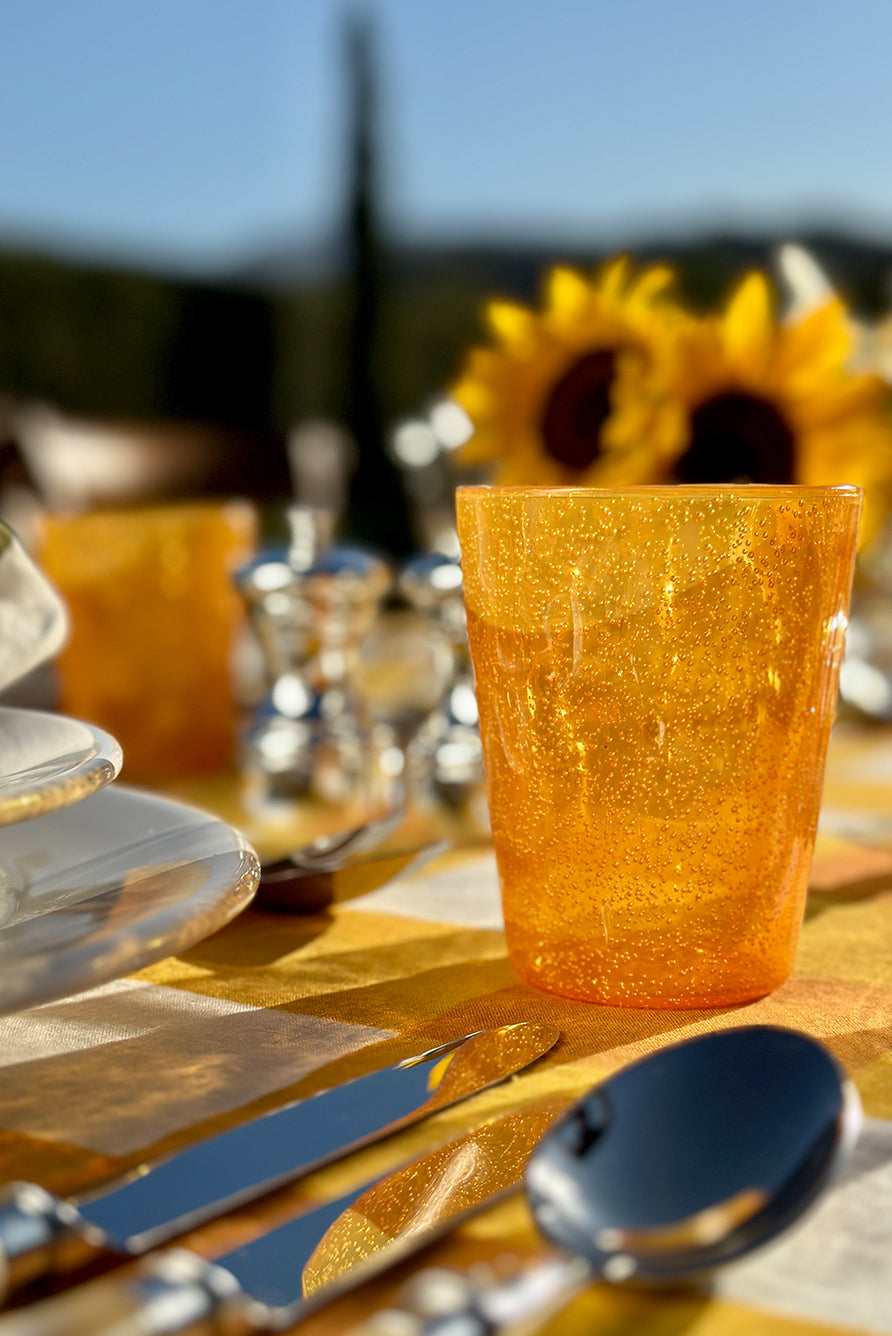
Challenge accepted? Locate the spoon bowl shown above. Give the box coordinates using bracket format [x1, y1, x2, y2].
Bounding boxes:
[526, 1024, 861, 1285]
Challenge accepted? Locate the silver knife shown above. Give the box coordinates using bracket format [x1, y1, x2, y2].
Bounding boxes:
[0, 1021, 559, 1302]
[0, 1101, 564, 1336]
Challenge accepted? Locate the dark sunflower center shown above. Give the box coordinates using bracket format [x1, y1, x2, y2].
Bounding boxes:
[541, 349, 617, 471]
[674, 391, 796, 484]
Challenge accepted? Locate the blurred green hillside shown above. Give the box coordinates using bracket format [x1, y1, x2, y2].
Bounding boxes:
[2, 226, 890, 432]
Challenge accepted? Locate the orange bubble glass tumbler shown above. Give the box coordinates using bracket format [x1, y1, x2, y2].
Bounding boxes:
[39, 501, 257, 782]
[457, 485, 862, 1008]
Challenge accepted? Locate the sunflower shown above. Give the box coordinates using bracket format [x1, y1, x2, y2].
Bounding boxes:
[664, 271, 892, 545]
[451, 257, 688, 487]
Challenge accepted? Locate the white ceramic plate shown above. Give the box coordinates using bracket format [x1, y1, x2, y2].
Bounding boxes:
[0, 785, 259, 1014]
[0, 707, 123, 826]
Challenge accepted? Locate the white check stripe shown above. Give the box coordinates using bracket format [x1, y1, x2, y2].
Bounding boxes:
[347, 851, 505, 929]
[0, 979, 392, 1155]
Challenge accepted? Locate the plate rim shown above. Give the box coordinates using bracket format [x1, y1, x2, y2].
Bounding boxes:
[0, 782, 260, 1015]
[0, 706, 124, 827]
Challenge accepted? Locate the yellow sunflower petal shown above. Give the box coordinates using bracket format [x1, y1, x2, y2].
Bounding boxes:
[485, 300, 537, 349]
[545, 266, 593, 319]
[795, 412, 892, 548]
[775, 298, 853, 385]
[791, 372, 887, 429]
[722, 272, 775, 375]
[628, 263, 676, 307]
[599, 255, 632, 303]
[451, 376, 496, 422]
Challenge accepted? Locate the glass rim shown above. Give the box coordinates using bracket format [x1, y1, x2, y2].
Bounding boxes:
[456, 483, 863, 500]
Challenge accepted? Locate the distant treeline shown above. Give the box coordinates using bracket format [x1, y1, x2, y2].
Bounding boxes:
[0, 243, 483, 433]
[1, 226, 890, 443]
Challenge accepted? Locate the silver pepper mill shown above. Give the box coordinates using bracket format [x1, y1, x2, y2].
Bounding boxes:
[234, 505, 393, 809]
[399, 551, 484, 808]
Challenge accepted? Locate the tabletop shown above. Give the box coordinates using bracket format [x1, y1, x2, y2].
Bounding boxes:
[2, 719, 892, 1335]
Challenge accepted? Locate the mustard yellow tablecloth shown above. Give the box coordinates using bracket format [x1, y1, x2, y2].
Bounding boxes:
[3, 720, 892, 1335]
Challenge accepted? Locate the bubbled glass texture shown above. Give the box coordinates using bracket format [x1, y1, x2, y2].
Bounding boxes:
[457, 485, 862, 1008]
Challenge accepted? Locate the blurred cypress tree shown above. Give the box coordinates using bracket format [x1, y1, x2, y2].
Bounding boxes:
[338, 10, 415, 559]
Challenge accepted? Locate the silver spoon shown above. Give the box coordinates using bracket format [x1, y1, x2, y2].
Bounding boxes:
[260, 808, 406, 875]
[345, 1025, 861, 1335]
[257, 809, 450, 912]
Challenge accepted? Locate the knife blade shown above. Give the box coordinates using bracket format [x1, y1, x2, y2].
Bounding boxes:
[0, 1021, 558, 1302]
[0, 1100, 565, 1336]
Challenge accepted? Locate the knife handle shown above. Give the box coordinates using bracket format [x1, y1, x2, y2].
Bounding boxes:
[0, 1250, 254, 1336]
[0, 1183, 106, 1300]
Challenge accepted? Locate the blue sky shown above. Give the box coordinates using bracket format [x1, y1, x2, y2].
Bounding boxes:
[2, 0, 892, 275]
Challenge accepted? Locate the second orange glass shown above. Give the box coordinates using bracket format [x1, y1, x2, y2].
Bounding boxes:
[457, 484, 862, 1009]
[39, 501, 257, 782]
